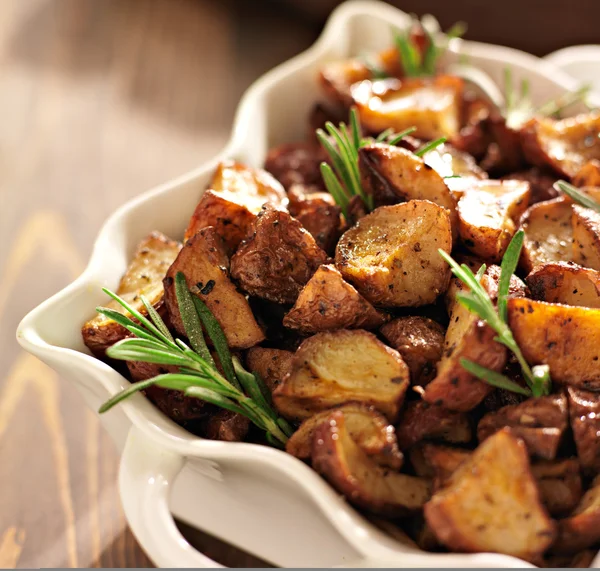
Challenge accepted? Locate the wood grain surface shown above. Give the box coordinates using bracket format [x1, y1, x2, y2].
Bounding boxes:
[0, 0, 315, 567]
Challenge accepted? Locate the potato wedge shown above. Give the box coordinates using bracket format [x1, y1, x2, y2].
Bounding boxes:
[531, 459, 582, 517]
[184, 161, 287, 252]
[526, 262, 600, 308]
[573, 159, 600, 187]
[424, 429, 556, 561]
[230, 205, 328, 304]
[273, 330, 410, 421]
[164, 226, 264, 350]
[199, 410, 250, 442]
[457, 180, 530, 262]
[422, 143, 487, 180]
[552, 475, 600, 554]
[567, 387, 600, 475]
[335, 201, 452, 307]
[519, 197, 573, 273]
[477, 394, 568, 460]
[286, 403, 403, 469]
[572, 204, 600, 271]
[352, 76, 464, 140]
[312, 410, 431, 516]
[507, 298, 600, 390]
[358, 143, 458, 230]
[264, 142, 327, 190]
[245, 347, 294, 393]
[380, 316, 445, 386]
[283, 265, 388, 334]
[521, 111, 600, 178]
[396, 401, 472, 450]
[410, 443, 471, 488]
[501, 167, 559, 204]
[82, 231, 181, 358]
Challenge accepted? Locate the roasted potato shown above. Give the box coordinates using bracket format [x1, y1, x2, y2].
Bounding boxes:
[245, 347, 294, 393]
[264, 142, 327, 190]
[286, 403, 403, 469]
[526, 262, 600, 308]
[199, 409, 250, 442]
[335, 201, 452, 307]
[273, 330, 410, 422]
[531, 459, 582, 517]
[352, 76, 464, 140]
[287, 188, 342, 253]
[501, 167, 559, 204]
[552, 475, 600, 554]
[411, 443, 471, 486]
[283, 265, 388, 334]
[82, 231, 181, 357]
[424, 429, 556, 561]
[567, 387, 600, 475]
[573, 159, 600, 187]
[230, 205, 328, 304]
[380, 316, 445, 385]
[395, 401, 472, 450]
[422, 143, 487, 180]
[477, 393, 568, 460]
[457, 180, 530, 262]
[519, 197, 573, 273]
[358, 143, 458, 230]
[312, 410, 431, 517]
[507, 298, 600, 390]
[572, 204, 600, 271]
[164, 226, 264, 349]
[521, 111, 600, 178]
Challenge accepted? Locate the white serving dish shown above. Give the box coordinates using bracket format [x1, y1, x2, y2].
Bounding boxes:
[17, 1, 600, 567]
[544, 45, 600, 96]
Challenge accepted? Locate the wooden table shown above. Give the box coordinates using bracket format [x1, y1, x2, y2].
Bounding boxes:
[0, 0, 316, 566]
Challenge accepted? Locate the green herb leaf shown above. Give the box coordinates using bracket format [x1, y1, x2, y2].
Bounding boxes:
[140, 296, 174, 343]
[556, 180, 600, 213]
[460, 359, 532, 396]
[537, 84, 591, 117]
[497, 230, 524, 322]
[386, 126, 417, 146]
[414, 137, 447, 157]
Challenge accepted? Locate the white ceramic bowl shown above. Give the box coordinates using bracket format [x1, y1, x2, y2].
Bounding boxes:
[17, 1, 600, 567]
[544, 45, 600, 96]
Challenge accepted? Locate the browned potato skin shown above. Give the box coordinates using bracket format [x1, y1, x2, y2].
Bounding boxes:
[230, 205, 328, 304]
[477, 393, 568, 460]
[264, 142, 327, 190]
[573, 159, 600, 187]
[283, 265, 388, 334]
[567, 387, 600, 475]
[413, 444, 471, 487]
[507, 298, 600, 390]
[526, 262, 600, 308]
[519, 197, 573, 273]
[82, 231, 181, 358]
[245, 347, 294, 393]
[200, 410, 250, 442]
[335, 201, 453, 307]
[380, 317, 445, 386]
[521, 112, 600, 178]
[572, 204, 600, 271]
[552, 475, 600, 554]
[422, 143, 487, 180]
[545, 550, 598, 568]
[531, 459, 583, 517]
[395, 401, 472, 451]
[273, 330, 410, 422]
[501, 167, 558, 204]
[286, 403, 403, 469]
[312, 411, 431, 517]
[457, 180, 530, 262]
[164, 227, 264, 350]
[287, 188, 342, 254]
[424, 429, 556, 561]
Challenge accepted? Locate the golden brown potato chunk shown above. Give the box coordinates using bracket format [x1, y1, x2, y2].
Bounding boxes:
[230, 205, 328, 304]
[477, 394, 568, 460]
[501, 167, 559, 204]
[164, 227, 264, 350]
[519, 197, 573, 273]
[457, 180, 530, 262]
[380, 316, 445, 386]
[421, 143, 487, 180]
[521, 111, 600, 178]
[567, 387, 600, 475]
[199, 410, 250, 442]
[335, 201, 452, 307]
[526, 262, 600, 308]
[82, 232, 181, 358]
[573, 159, 600, 187]
[411, 443, 471, 486]
[352, 76, 464, 140]
[283, 265, 388, 334]
[245, 347, 294, 393]
[424, 429, 556, 561]
[312, 410, 431, 517]
[264, 142, 327, 190]
[273, 330, 410, 422]
[572, 204, 600, 271]
[552, 476, 600, 554]
[507, 298, 600, 390]
[358, 143, 458, 229]
[531, 459, 582, 517]
[286, 403, 403, 469]
[395, 401, 472, 451]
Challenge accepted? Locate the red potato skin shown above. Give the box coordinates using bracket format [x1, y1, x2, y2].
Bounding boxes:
[567, 387, 600, 475]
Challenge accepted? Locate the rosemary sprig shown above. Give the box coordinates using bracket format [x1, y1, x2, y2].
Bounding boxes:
[414, 137, 448, 157]
[438, 230, 552, 398]
[96, 272, 293, 447]
[556, 180, 600, 213]
[538, 84, 592, 118]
